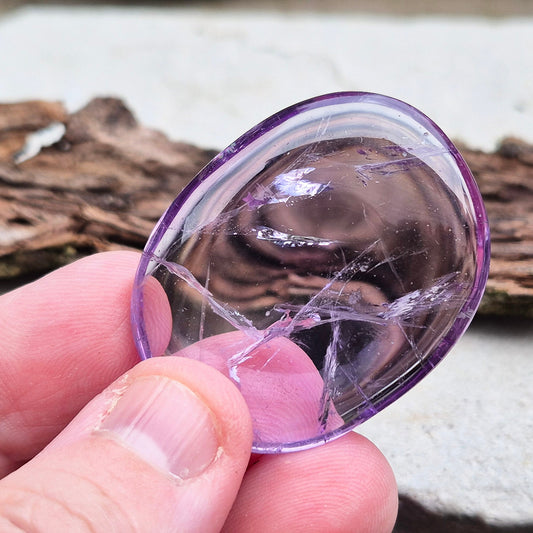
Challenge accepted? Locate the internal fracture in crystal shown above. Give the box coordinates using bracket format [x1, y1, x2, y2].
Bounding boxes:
[131, 93, 489, 453]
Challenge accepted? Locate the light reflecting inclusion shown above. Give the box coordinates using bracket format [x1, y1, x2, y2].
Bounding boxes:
[145, 137, 478, 448]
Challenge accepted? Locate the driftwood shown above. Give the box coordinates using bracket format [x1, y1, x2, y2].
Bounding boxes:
[459, 138, 533, 318]
[0, 98, 531, 318]
[0, 98, 216, 278]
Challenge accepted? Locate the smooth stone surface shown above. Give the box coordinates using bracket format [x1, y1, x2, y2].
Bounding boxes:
[0, 8, 532, 153]
[0, 5, 532, 524]
[358, 316, 533, 525]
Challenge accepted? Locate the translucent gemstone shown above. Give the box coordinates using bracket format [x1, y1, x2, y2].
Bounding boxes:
[131, 92, 490, 453]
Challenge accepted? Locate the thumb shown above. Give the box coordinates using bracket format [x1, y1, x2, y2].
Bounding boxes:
[0, 357, 253, 532]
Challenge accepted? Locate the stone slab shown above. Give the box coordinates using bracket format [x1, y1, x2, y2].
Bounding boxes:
[0, 7, 532, 152]
[359, 316, 533, 525]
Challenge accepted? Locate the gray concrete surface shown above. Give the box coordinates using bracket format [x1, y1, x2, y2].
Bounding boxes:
[0, 5, 532, 525]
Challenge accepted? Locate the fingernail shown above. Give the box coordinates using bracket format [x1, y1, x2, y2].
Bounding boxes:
[97, 377, 220, 479]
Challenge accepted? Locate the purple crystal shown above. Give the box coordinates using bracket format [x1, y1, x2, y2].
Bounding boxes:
[131, 92, 490, 453]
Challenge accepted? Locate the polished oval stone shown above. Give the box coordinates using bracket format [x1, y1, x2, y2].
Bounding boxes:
[131, 92, 490, 453]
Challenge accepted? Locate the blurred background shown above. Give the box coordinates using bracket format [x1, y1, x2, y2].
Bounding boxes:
[0, 1, 532, 531]
[1, 0, 532, 152]
[2, 0, 533, 16]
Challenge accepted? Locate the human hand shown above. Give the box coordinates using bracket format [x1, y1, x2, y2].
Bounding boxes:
[0, 252, 397, 532]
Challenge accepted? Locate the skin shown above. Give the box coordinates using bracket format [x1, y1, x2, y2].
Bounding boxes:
[0, 251, 398, 532]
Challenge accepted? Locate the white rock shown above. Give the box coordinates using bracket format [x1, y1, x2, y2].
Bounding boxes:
[358, 319, 533, 525]
[0, 7, 532, 152]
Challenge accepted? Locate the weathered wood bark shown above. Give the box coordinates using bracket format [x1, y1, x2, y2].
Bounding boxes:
[0, 98, 531, 318]
[0, 98, 216, 278]
[459, 139, 533, 318]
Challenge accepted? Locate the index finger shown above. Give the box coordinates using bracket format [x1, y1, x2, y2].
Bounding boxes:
[0, 251, 143, 476]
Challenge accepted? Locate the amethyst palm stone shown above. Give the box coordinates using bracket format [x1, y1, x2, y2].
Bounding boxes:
[131, 92, 490, 453]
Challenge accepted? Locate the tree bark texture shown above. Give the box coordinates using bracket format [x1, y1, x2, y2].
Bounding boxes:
[0, 98, 531, 318]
